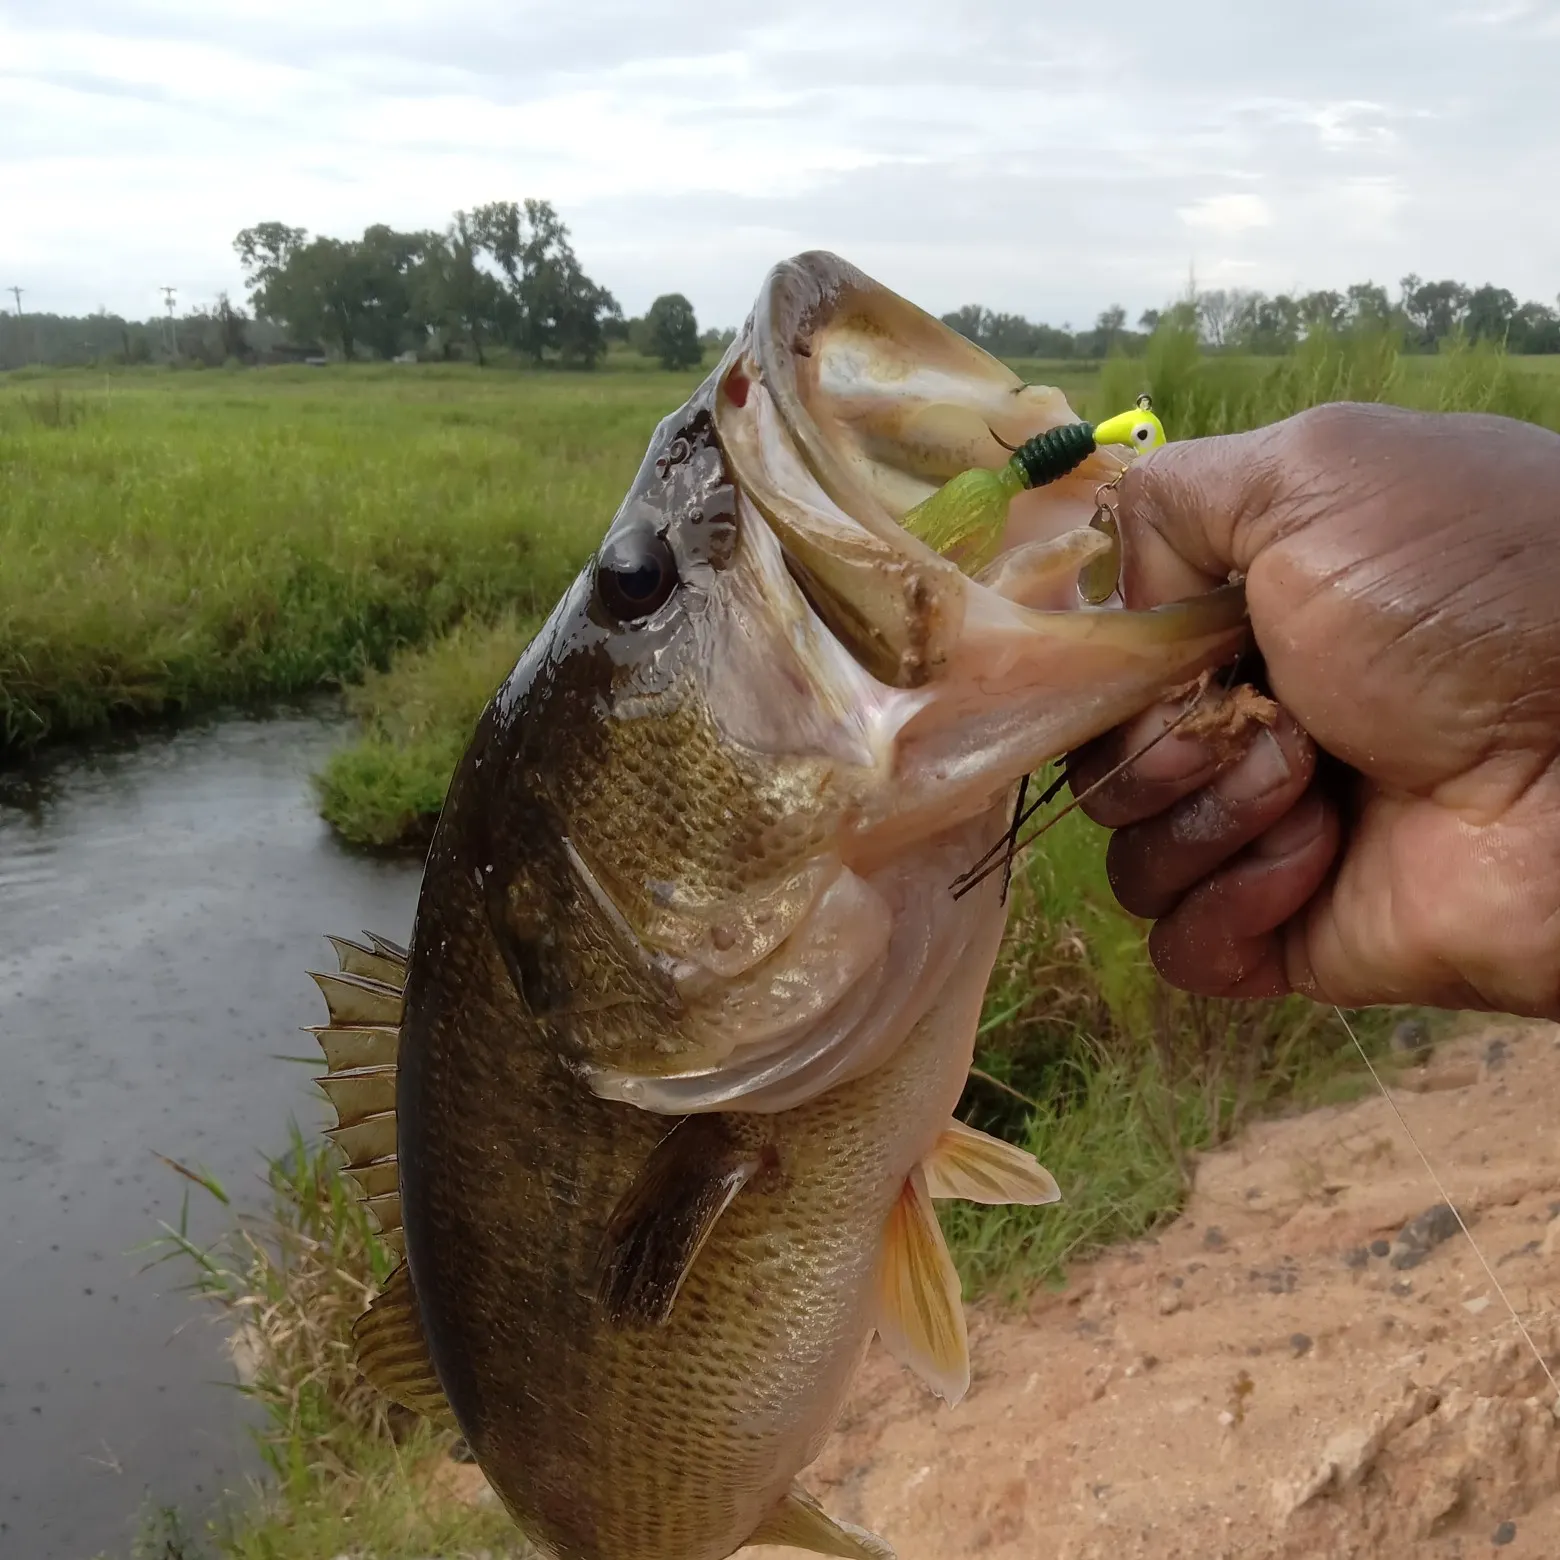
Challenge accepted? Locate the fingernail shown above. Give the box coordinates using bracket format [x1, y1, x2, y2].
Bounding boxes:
[1219, 730, 1291, 803]
[1136, 730, 1216, 785]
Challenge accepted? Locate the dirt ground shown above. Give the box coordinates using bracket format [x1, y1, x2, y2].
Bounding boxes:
[441, 1024, 1560, 1559]
[755, 1022, 1560, 1560]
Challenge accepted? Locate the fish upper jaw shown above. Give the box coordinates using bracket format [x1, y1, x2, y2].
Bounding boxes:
[713, 253, 1249, 859]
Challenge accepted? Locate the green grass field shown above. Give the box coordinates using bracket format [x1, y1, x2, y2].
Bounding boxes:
[0, 362, 703, 752]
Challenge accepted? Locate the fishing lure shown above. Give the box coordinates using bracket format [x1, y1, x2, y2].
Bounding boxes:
[902, 392, 1165, 581]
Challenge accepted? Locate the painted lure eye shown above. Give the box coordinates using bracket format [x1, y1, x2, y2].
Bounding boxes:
[596, 528, 679, 622]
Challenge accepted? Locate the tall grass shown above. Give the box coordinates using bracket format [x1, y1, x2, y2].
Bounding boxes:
[313, 612, 540, 848]
[1096, 318, 1560, 435]
[943, 785, 1404, 1296]
[145, 1125, 528, 1558]
[0, 366, 697, 751]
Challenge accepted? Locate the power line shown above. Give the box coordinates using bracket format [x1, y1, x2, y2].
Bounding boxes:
[7, 285, 21, 316]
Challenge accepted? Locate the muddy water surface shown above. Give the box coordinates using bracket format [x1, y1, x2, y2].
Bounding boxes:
[0, 713, 422, 1559]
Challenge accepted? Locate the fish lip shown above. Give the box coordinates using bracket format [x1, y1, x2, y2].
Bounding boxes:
[718, 253, 1248, 717]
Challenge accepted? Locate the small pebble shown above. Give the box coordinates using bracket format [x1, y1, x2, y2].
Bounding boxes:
[1370, 1239, 1391, 1259]
[1289, 1333, 1313, 1357]
[1492, 1519, 1517, 1546]
[1342, 1247, 1369, 1270]
[1203, 1226, 1226, 1250]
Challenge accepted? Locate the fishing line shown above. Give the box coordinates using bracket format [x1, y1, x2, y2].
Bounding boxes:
[951, 671, 1220, 900]
[952, 643, 1260, 902]
[1334, 1005, 1560, 1407]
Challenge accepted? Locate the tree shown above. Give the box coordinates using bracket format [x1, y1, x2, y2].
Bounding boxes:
[214, 293, 250, 361]
[1233, 293, 1301, 354]
[467, 198, 618, 366]
[1196, 289, 1249, 349]
[645, 293, 701, 369]
[1138, 308, 1162, 333]
[1294, 290, 1344, 335]
[1511, 301, 1560, 354]
[941, 305, 986, 342]
[234, 223, 308, 320]
[1344, 282, 1392, 329]
[1464, 284, 1519, 345]
[1401, 276, 1470, 349]
[420, 213, 504, 364]
[353, 224, 435, 360]
[1094, 304, 1127, 355]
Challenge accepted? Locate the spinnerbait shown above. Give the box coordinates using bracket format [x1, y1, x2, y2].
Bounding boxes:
[901, 392, 1165, 580]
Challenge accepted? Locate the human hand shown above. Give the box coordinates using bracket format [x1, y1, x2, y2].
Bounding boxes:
[1067, 402, 1560, 1018]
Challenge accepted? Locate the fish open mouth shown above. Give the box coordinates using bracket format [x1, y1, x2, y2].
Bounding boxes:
[713, 252, 1249, 839]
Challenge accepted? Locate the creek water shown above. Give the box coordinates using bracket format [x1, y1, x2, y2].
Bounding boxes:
[0, 711, 423, 1559]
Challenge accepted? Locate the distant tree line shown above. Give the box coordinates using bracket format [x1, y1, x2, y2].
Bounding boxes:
[943, 276, 1560, 359]
[10, 244, 1560, 373]
[0, 301, 291, 371]
[0, 199, 733, 372]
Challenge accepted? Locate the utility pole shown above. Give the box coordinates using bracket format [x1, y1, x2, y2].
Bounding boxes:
[4, 286, 23, 368]
[161, 285, 178, 358]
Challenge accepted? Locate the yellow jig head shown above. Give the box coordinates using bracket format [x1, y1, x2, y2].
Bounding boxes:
[902, 391, 1166, 575]
[1091, 396, 1166, 455]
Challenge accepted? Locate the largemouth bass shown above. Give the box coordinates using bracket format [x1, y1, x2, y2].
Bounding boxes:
[310, 253, 1247, 1560]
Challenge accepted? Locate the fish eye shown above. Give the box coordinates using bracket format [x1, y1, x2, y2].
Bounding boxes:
[596, 527, 680, 622]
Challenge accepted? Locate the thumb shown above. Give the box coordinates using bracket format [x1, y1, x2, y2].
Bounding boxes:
[1114, 422, 1285, 610]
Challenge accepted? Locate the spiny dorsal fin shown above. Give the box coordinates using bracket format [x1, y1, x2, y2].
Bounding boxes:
[352, 1263, 454, 1425]
[365, 930, 410, 965]
[328, 933, 409, 991]
[316, 1068, 396, 1129]
[872, 1166, 969, 1405]
[342, 1158, 399, 1201]
[594, 1115, 765, 1327]
[922, 1118, 1061, 1206]
[312, 933, 404, 1251]
[745, 1485, 896, 1560]
[309, 969, 403, 1028]
[328, 1114, 397, 1168]
[363, 1190, 401, 1236]
[311, 1024, 398, 1073]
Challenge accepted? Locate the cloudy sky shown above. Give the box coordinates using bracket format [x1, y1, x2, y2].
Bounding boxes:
[3, 0, 1558, 329]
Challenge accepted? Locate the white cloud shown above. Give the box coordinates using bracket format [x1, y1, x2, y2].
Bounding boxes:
[1178, 194, 1274, 236]
[1, 0, 1558, 327]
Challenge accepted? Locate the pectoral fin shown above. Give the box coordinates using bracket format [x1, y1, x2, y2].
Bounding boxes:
[595, 1115, 766, 1326]
[745, 1485, 896, 1559]
[923, 1119, 1061, 1206]
[872, 1166, 969, 1405]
